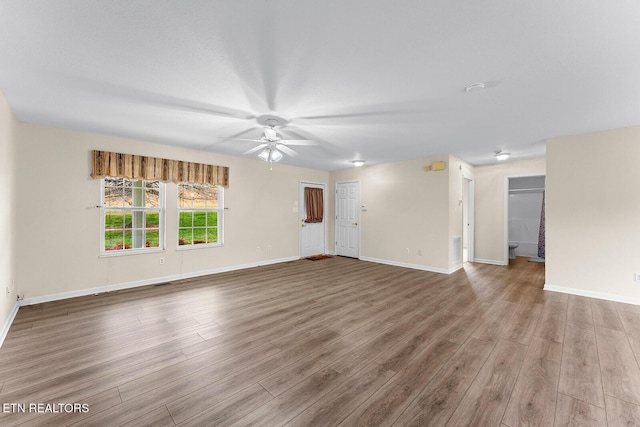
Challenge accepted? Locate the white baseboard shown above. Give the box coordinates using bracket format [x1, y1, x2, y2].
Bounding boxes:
[473, 258, 508, 266]
[449, 264, 464, 274]
[20, 256, 299, 307]
[0, 301, 20, 349]
[360, 256, 455, 275]
[544, 284, 640, 306]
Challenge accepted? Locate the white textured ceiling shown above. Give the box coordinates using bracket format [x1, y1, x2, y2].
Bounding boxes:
[1, 1, 639, 170]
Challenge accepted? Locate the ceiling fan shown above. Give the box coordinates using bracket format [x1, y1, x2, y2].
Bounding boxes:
[219, 116, 317, 167]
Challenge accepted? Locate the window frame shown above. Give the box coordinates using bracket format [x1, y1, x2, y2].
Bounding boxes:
[100, 177, 166, 256]
[177, 183, 224, 250]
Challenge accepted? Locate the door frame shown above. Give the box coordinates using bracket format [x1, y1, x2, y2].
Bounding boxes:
[334, 180, 361, 258]
[504, 174, 546, 264]
[463, 175, 475, 263]
[299, 181, 327, 257]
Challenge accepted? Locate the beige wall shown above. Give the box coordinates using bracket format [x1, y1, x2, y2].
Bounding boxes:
[0, 91, 17, 341]
[4, 83, 639, 332]
[329, 155, 452, 272]
[474, 157, 546, 264]
[546, 126, 640, 303]
[14, 122, 328, 301]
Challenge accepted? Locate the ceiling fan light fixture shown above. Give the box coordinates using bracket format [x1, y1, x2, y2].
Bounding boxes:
[270, 148, 283, 162]
[495, 151, 510, 161]
[258, 147, 283, 163]
[258, 148, 270, 161]
[352, 160, 366, 167]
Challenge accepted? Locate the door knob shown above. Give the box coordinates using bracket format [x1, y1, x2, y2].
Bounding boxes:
[301, 224, 305, 228]
[353, 222, 358, 226]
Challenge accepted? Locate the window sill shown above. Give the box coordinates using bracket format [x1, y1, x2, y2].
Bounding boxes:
[176, 243, 224, 251]
[99, 247, 165, 257]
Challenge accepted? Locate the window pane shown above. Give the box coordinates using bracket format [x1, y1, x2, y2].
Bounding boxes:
[193, 211, 207, 227]
[104, 186, 124, 207]
[104, 230, 123, 250]
[105, 177, 124, 187]
[145, 187, 160, 207]
[206, 212, 218, 227]
[124, 186, 133, 207]
[105, 211, 125, 230]
[123, 231, 133, 249]
[193, 227, 206, 244]
[179, 228, 192, 245]
[124, 212, 133, 229]
[145, 230, 160, 248]
[205, 187, 219, 208]
[179, 211, 193, 227]
[145, 211, 159, 228]
[178, 185, 192, 208]
[193, 189, 205, 208]
[207, 227, 218, 243]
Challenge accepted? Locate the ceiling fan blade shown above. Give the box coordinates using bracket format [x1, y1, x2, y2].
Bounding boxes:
[215, 127, 259, 143]
[280, 140, 317, 146]
[276, 144, 297, 157]
[244, 144, 268, 155]
[283, 125, 344, 156]
[279, 129, 309, 140]
[217, 137, 263, 143]
[295, 109, 414, 121]
[255, 31, 278, 111]
[74, 77, 256, 120]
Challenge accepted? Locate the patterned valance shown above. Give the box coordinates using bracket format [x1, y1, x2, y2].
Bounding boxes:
[91, 150, 229, 187]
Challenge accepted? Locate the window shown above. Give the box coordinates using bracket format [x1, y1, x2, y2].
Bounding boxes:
[178, 184, 223, 247]
[102, 177, 164, 253]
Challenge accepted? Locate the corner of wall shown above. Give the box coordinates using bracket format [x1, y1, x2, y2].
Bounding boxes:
[473, 157, 545, 265]
[0, 301, 19, 349]
[0, 89, 18, 345]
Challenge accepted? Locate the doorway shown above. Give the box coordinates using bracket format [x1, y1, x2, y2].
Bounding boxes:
[505, 175, 546, 263]
[335, 181, 360, 258]
[299, 182, 326, 258]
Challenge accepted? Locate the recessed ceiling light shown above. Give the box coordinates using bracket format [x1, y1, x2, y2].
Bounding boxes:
[495, 151, 510, 161]
[465, 82, 486, 93]
[352, 160, 366, 167]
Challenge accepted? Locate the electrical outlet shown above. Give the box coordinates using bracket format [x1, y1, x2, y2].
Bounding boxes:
[635, 273, 640, 283]
[405, 248, 410, 254]
[159, 257, 165, 265]
[418, 249, 422, 256]
[268, 245, 272, 252]
[256, 246, 261, 252]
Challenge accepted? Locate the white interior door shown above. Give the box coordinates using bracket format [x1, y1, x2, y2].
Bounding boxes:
[335, 181, 360, 258]
[299, 182, 325, 258]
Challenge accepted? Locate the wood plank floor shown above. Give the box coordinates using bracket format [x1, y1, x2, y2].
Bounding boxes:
[1, 256, 640, 426]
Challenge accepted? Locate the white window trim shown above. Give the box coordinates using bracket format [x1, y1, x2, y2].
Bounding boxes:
[99, 178, 166, 256]
[177, 184, 224, 250]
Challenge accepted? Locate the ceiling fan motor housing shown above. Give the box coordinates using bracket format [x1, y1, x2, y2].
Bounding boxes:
[263, 127, 278, 141]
